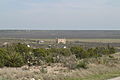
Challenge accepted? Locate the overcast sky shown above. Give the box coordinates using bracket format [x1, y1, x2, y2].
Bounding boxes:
[0, 0, 120, 30]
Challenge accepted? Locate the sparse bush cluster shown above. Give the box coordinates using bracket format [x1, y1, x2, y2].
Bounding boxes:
[71, 46, 116, 59]
[0, 43, 116, 68]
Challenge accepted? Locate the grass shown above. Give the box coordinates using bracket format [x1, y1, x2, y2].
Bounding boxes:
[65, 71, 120, 80]
[68, 39, 120, 43]
[1, 68, 120, 80]
[1, 38, 120, 44]
[29, 38, 120, 43]
[0, 77, 8, 80]
[64, 53, 120, 80]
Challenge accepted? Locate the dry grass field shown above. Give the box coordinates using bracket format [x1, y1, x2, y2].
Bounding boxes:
[30, 38, 120, 43]
[68, 39, 120, 43]
[0, 52, 120, 80]
[1, 38, 120, 44]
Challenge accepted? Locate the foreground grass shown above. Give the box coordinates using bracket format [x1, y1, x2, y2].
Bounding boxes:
[65, 71, 120, 80]
[1, 71, 120, 80]
[0, 77, 8, 80]
[65, 53, 120, 80]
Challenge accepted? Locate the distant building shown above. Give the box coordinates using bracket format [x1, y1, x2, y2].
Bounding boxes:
[27, 44, 30, 48]
[63, 46, 67, 48]
[3, 42, 9, 45]
[56, 38, 66, 44]
[2, 42, 10, 46]
[37, 40, 45, 44]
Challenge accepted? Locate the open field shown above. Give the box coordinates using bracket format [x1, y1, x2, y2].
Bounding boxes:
[67, 39, 120, 43]
[1, 38, 120, 43]
[30, 39, 120, 43]
[1, 30, 120, 39]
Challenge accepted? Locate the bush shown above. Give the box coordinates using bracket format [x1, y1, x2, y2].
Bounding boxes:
[58, 55, 77, 69]
[0, 47, 24, 67]
[70, 46, 116, 59]
[58, 48, 72, 56]
[40, 67, 47, 73]
[0, 61, 4, 68]
[33, 48, 48, 58]
[4, 51, 24, 67]
[0, 48, 7, 67]
[14, 43, 32, 54]
[45, 56, 54, 63]
[70, 46, 88, 59]
[76, 61, 87, 69]
[14, 43, 32, 62]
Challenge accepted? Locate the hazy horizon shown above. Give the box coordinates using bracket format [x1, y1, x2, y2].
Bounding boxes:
[0, 27, 120, 30]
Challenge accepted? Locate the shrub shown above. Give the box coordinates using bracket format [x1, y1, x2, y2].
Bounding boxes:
[0, 61, 4, 68]
[58, 48, 72, 56]
[45, 56, 54, 63]
[3, 46, 24, 67]
[14, 43, 32, 62]
[61, 55, 77, 69]
[14, 43, 32, 54]
[108, 47, 116, 54]
[70, 46, 88, 59]
[33, 48, 48, 58]
[40, 67, 47, 73]
[76, 61, 87, 69]
[4, 51, 24, 67]
[0, 48, 7, 67]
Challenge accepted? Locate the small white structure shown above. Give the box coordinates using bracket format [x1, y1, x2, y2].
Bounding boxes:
[63, 46, 67, 48]
[3, 42, 9, 46]
[27, 44, 30, 47]
[37, 40, 45, 44]
[40, 40, 44, 43]
[56, 38, 66, 44]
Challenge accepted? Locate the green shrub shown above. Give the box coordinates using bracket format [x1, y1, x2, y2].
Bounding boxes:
[4, 50, 24, 67]
[0, 48, 25, 67]
[70, 46, 88, 59]
[14, 43, 32, 62]
[0, 48, 7, 67]
[45, 56, 54, 63]
[58, 48, 72, 56]
[0, 61, 4, 68]
[40, 67, 47, 73]
[76, 61, 87, 69]
[14, 43, 32, 54]
[33, 48, 48, 58]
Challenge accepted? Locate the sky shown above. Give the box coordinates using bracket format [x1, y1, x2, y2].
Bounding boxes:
[0, 0, 120, 30]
